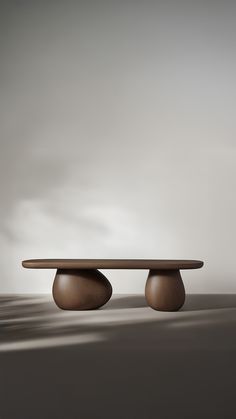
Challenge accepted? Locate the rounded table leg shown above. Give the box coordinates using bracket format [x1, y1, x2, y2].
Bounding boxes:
[145, 269, 185, 311]
[52, 269, 112, 310]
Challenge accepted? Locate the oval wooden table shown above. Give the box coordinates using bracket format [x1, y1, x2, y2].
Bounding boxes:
[22, 259, 204, 311]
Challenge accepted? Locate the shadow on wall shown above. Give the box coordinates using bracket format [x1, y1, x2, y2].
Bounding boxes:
[1, 294, 236, 419]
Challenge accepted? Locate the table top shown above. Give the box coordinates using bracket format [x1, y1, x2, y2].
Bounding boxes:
[22, 259, 204, 270]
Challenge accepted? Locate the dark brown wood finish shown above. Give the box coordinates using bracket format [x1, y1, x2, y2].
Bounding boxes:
[22, 259, 203, 270]
[53, 269, 112, 310]
[22, 258, 204, 312]
[145, 270, 186, 311]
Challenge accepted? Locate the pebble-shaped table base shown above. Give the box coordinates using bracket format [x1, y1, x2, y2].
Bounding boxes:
[22, 259, 204, 312]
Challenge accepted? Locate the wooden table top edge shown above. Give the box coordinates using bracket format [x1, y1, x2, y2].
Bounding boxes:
[22, 259, 204, 270]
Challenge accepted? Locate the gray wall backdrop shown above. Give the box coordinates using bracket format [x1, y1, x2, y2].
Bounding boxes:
[1, 0, 236, 293]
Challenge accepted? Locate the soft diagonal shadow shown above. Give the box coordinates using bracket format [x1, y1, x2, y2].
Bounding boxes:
[1, 294, 236, 419]
[183, 294, 236, 311]
[105, 294, 236, 311]
[1, 294, 236, 348]
[104, 295, 147, 309]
